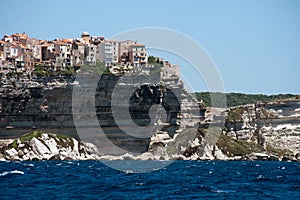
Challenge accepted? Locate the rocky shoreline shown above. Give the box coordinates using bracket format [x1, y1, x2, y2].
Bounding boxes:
[1, 128, 299, 162]
[0, 132, 99, 161]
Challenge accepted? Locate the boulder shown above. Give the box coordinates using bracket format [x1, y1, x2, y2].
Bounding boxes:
[5, 148, 19, 160]
[30, 137, 51, 157]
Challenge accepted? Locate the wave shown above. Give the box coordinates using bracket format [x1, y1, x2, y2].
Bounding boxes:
[0, 170, 24, 177]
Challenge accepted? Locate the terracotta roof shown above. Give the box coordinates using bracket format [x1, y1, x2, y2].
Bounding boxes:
[18, 44, 28, 49]
[130, 43, 145, 47]
[62, 39, 73, 43]
[12, 33, 28, 39]
[41, 43, 52, 47]
[0, 40, 8, 45]
[51, 40, 64, 45]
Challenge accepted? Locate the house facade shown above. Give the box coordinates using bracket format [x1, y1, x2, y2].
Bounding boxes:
[0, 31, 149, 74]
[128, 44, 148, 67]
[97, 39, 119, 66]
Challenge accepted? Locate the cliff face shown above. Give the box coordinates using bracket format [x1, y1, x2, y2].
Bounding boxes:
[223, 98, 300, 159]
[0, 76, 76, 130]
[146, 97, 300, 161]
[0, 72, 205, 154]
[1, 73, 299, 161]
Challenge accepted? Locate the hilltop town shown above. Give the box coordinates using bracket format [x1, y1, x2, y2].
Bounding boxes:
[0, 31, 153, 75]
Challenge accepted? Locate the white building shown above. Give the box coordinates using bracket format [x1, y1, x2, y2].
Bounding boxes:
[56, 41, 72, 67]
[85, 44, 97, 65]
[27, 38, 41, 61]
[128, 44, 148, 67]
[97, 39, 119, 66]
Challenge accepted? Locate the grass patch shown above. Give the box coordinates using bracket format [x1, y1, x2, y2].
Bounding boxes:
[266, 144, 293, 158]
[226, 107, 246, 122]
[19, 131, 44, 142]
[150, 64, 163, 75]
[9, 140, 18, 149]
[49, 134, 74, 149]
[81, 62, 111, 75]
[7, 131, 74, 150]
[217, 134, 264, 157]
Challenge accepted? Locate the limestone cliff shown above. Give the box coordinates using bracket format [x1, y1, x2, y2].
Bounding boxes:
[0, 131, 99, 161]
[146, 97, 300, 161]
[1, 71, 299, 161]
[0, 69, 205, 154]
[222, 98, 300, 160]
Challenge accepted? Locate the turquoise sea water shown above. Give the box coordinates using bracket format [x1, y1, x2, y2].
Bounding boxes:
[1, 161, 299, 199]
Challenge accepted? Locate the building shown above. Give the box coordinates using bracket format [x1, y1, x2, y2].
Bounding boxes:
[97, 39, 119, 66]
[118, 40, 137, 64]
[27, 37, 41, 62]
[40, 41, 60, 66]
[0, 32, 150, 74]
[81, 31, 90, 44]
[128, 43, 148, 67]
[0, 40, 8, 72]
[85, 43, 97, 65]
[71, 41, 85, 66]
[11, 33, 28, 46]
[55, 40, 72, 68]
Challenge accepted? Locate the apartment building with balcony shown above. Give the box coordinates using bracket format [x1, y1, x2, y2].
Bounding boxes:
[97, 39, 119, 66]
[128, 44, 148, 67]
[71, 41, 85, 66]
[118, 40, 137, 64]
[85, 43, 97, 65]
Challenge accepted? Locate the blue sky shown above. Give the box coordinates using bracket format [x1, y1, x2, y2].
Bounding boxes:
[1, 0, 299, 94]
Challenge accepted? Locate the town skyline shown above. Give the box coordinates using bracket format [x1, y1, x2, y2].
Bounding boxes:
[0, 31, 149, 75]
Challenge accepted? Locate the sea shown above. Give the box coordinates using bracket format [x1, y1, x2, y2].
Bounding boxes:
[0, 160, 299, 199]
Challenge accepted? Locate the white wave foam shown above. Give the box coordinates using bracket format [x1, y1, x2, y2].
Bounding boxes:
[23, 163, 34, 167]
[0, 170, 24, 176]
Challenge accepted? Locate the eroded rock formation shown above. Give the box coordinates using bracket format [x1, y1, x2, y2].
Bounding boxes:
[0, 132, 99, 161]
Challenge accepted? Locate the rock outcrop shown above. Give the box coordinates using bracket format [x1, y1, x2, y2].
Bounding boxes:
[0, 132, 99, 161]
[222, 98, 300, 161]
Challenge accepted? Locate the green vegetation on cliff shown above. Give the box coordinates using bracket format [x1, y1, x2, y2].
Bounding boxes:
[8, 131, 74, 150]
[217, 134, 264, 157]
[216, 134, 294, 159]
[194, 92, 298, 107]
[34, 64, 75, 77]
[80, 62, 111, 75]
[148, 56, 163, 75]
